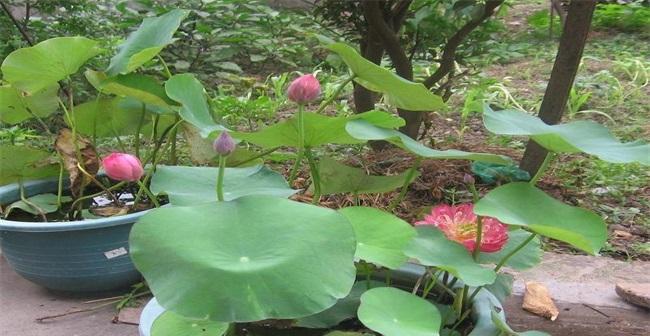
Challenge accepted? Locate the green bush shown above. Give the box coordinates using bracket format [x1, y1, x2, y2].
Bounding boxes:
[593, 3, 650, 33]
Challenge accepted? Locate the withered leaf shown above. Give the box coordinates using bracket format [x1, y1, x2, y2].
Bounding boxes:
[522, 281, 559, 321]
[55, 128, 99, 198]
[90, 205, 129, 217]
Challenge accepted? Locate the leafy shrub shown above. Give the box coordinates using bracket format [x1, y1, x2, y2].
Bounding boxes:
[593, 2, 650, 33]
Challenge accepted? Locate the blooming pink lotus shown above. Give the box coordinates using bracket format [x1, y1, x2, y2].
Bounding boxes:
[415, 204, 508, 253]
[102, 153, 144, 182]
[287, 74, 321, 103]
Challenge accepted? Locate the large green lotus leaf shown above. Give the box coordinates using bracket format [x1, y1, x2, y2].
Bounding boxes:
[405, 227, 496, 287]
[150, 165, 296, 205]
[151, 310, 229, 336]
[338, 207, 415, 269]
[69, 97, 142, 137]
[106, 9, 189, 75]
[130, 196, 357, 322]
[0, 145, 59, 185]
[474, 182, 606, 255]
[318, 157, 419, 195]
[358, 287, 441, 336]
[483, 106, 650, 165]
[326, 42, 444, 111]
[325, 332, 373, 336]
[85, 70, 174, 110]
[1, 37, 101, 93]
[346, 120, 512, 165]
[0, 84, 59, 124]
[479, 229, 542, 271]
[234, 110, 404, 149]
[296, 280, 385, 328]
[165, 74, 226, 138]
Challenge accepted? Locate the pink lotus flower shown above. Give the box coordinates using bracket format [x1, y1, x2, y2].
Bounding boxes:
[415, 204, 508, 253]
[102, 153, 144, 182]
[287, 74, 321, 103]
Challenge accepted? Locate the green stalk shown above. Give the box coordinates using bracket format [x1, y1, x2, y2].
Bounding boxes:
[77, 164, 119, 205]
[157, 55, 172, 79]
[288, 104, 305, 184]
[169, 115, 180, 164]
[387, 157, 422, 211]
[472, 216, 484, 260]
[136, 180, 160, 208]
[70, 181, 126, 212]
[18, 180, 47, 222]
[216, 155, 226, 202]
[134, 103, 147, 159]
[56, 156, 64, 209]
[467, 232, 538, 302]
[234, 146, 280, 167]
[529, 152, 556, 185]
[304, 148, 321, 204]
[314, 74, 356, 114]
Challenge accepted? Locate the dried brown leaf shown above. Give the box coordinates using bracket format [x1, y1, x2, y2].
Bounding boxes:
[522, 281, 559, 321]
[90, 205, 129, 217]
[54, 129, 99, 197]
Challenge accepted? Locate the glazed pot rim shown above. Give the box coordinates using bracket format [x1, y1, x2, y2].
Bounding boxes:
[0, 177, 150, 232]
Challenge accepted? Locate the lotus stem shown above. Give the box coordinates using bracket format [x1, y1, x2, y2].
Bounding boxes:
[18, 180, 47, 222]
[304, 148, 321, 204]
[529, 152, 556, 185]
[288, 104, 305, 184]
[314, 74, 356, 114]
[134, 103, 146, 159]
[216, 155, 226, 202]
[387, 157, 422, 212]
[56, 156, 64, 209]
[467, 232, 538, 303]
[234, 146, 280, 167]
[70, 181, 126, 213]
[77, 164, 119, 205]
[136, 180, 160, 208]
[472, 216, 484, 261]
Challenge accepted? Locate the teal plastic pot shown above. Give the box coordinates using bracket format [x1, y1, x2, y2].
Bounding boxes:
[0, 178, 146, 292]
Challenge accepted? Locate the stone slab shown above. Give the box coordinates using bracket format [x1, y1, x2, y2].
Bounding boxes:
[0, 255, 138, 336]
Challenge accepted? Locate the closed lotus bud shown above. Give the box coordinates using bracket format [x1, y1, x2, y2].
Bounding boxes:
[213, 132, 235, 156]
[102, 153, 144, 182]
[463, 173, 475, 185]
[287, 74, 321, 103]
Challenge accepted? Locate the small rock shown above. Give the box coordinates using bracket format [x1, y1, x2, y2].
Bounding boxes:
[116, 307, 143, 325]
[615, 282, 650, 309]
[613, 230, 633, 239]
[522, 281, 559, 321]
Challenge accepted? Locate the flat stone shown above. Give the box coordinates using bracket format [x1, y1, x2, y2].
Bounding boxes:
[616, 283, 650, 309]
[117, 307, 144, 325]
[0, 254, 139, 336]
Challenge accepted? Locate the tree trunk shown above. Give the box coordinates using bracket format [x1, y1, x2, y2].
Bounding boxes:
[519, 0, 596, 175]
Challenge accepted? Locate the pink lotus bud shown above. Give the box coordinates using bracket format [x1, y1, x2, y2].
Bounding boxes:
[102, 153, 144, 182]
[213, 132, 235, 156]
[463, 173, 475, 185]
[287, 74, 321, 103]
[415, 203, 508, 253]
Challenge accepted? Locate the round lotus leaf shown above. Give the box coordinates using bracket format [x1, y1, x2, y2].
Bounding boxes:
[151, 311, 229, 336]
[358, 287, 441, 336]
[130, 195, 357, 322]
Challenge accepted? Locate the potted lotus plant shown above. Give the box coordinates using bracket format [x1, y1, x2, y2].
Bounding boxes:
[0, 10, 193, 291]
[131, 34, 648, 335]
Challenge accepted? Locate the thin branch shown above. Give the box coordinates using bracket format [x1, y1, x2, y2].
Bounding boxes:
[1, 1, 34, 45]
[423, 0, 504, 88]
